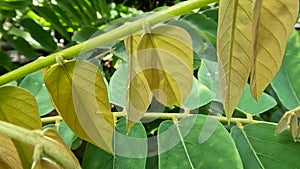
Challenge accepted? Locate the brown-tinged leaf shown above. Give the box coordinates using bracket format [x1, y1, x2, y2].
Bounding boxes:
[124, 35, 152, 131]
[217, 0, 253, 119]
[0, 134, 22, 169]
[0, 86, 42, 168]
[276, 111, 292, 135]
[290, 113, 299, 142]
[44, 60, 114, 153]
[137, 25, 193, 107]
[250, 0, 299, 99]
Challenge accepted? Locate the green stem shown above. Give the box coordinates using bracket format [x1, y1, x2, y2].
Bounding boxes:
[42, 113, 277, 126]
[0, 121, 81, 169]
[0, 0, 215, 86]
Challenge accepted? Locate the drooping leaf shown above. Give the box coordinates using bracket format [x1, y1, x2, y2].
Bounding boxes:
[158, 115, 243, 169]
[276, 111, 292, 135]
[0, 134, 22, 169]
[250, 0, 299, 99]
[217, 0, 253, 119]
[289, 113, 299, 141]
[82, 118, 147, 169]
[271, 30, 300, 110]
[0, 86, 42, 168]
[19, 70, 54, 116]
[44, 60, 114, 153]
[20, 18, 57, 52]
[231, 123, 300, 169]
[137, 25, 193, 107]
[124, 34, 152, 131]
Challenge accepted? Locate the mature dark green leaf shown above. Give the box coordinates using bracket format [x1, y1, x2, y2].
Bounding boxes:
[237, 84, 277, 115]
[20, 18, 57, 51]
[231, 123, 300, 169]
[72, 26, 99, 42]
[19, 70, 54, 116]
[34, 6, 70, 40]
[158, 115, 243, 169]
[182, 13, 217, 45]
[271, 30, 300, 110]
[7, 35, 40, 60]
[0, 51, 13, 71]
[0, 0, 31, 10]
[82, 118, 147, 169]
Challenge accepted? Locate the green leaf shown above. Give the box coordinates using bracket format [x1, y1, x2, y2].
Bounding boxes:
[271, 30, 300, 110]
[158, 115, 243, 169]
[7, 35, 40, 60]
[182, 13, 217, 46]
[82, 118, 147, 169]
[72, 26, 99, 42]
[0, 134, 22, 169]
[20, 18, 57, 52]
[217, 0, 253, 120]
[108, 62, 127, 108]
[19, 70, 54, 116]
[250, 0, 299, 99]
[0, 0, 32, 10]
[0, 86, 42, 168]
[44, 60, 114, 153]
[182, 77, 213, 110]
[0, 51, 13, 71]
[237, 84, 277, 116]
[231, 123, 300, 169]
[34, 6, 70, 41]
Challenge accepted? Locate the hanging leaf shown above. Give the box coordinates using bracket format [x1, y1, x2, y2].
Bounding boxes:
[82, 118, 147, 169]
[124, 34, 152, 131]
[0, 86, 41, 168]
[289, 113, 299, 141]
[44, 60, 114, 153]
[158, 115, 243, 169]
[137, 25, 193, 107]
[0, 134, 22, 169]
[271, 30, 300, 110]
[217, 0, 253, 120]
[250, 0, 299, 99]
[231, 123, 300, 169]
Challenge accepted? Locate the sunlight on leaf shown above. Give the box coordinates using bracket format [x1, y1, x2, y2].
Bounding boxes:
[31, 158, 62, 169]
[250, 0, 299, 99]
[217, 0, 253, 119]
[44, 60, 114, 153]
[0, 86, 41, 168]
[0, 134, 22, 169]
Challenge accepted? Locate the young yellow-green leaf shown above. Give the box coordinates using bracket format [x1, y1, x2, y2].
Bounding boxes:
[0, 134, 22, 169]
[44, 60, 114, 153]
[0, 86, 42, 168]
[42, 128, 80, 167]
[137, 25, 193, 107]
[217, 0, 253, 119]
[31, 158, 62, 169]
[124, 35, 152, 131]
[250, 0, 299, 99]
